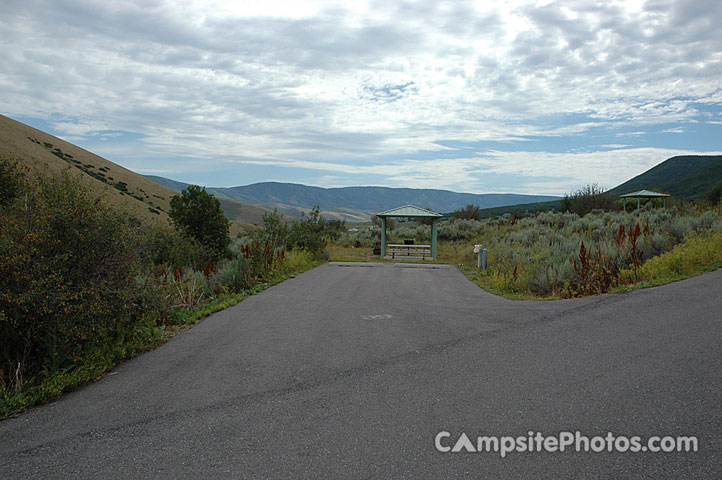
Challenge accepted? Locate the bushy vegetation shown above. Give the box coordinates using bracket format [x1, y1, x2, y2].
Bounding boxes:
[331, 202, 722, 299]
[248, 206, 344, 260]
[0, 157, 23, 207]
[452, 204, 482, 221]
[704, 183, 722, 205]
[458, 207, 721, 297]
[560, 183, 618, 216]
[169, 185, 230, 260]
[1, 167, 143, 402]
[619, 232, 722, 285]
[0, 161, 331, 417]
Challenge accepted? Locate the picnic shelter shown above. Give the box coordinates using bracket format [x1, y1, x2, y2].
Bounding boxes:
[376, 205, 444, 260]
[620, 190, 670, 209]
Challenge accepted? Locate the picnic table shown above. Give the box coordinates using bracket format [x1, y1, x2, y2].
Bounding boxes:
[387, 243, 432, 259]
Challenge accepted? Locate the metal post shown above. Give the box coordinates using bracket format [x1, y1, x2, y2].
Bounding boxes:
[381, 217, 387, 259]
[474, 245, 488, 269]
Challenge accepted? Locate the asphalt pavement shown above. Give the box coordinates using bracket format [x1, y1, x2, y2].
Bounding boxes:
[1, 262, 720, 479]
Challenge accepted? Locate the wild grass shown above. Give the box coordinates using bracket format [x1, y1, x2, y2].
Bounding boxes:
[619, 232, 722, 287]
[331, 205, 722, 299]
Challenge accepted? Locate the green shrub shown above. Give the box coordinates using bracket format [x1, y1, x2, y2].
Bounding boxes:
[217, 257, 252, 293]
[0, 157, 24, 207]
[145, 227, 215, 270]
[169, 185, 230, 260]
[0, 169, 140, 393]
[438, 219, 482, 241]
[280, 249, 317, 274]
[252, 206, 340, 259]
[287, 206, 329, 257]
[338, 226, 380, 248]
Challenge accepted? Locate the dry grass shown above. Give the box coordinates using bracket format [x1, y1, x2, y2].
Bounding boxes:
[327, 244, 380, 262]
[328, 241, 476, 264]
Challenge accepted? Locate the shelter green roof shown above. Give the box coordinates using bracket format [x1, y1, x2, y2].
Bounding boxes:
[376, 205, 443, 218]
[620, 190, 670, 198]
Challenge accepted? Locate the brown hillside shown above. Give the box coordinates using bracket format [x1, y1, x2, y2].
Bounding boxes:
[0, 114, 268, 234]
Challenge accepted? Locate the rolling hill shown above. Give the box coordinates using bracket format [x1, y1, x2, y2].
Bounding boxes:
[480, 154, 722, 217]
[0, 114, 271, 232]
[608, 155, 722, 201]
[146, 175, 561, 220]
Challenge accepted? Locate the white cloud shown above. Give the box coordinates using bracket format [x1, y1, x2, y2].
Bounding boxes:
[52, 120, 111, 136]
[195, 146, 721, 195]
[0, 0, 720, 192]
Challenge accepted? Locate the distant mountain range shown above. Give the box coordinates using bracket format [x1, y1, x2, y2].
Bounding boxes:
[147, 153, 722, 221]
[145, 175, 561, 221]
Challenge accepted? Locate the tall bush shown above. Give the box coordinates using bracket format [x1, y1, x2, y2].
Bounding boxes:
[452, 204, 482, 221]
[0, 169, 139, 392]
[287, 206, 332, 258]
[560, 183, 618, 216]
[169, 185, 230, 260]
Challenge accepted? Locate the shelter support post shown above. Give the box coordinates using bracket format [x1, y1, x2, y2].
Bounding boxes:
[381, 217, 387, 259]
[431, 218, 438, 260]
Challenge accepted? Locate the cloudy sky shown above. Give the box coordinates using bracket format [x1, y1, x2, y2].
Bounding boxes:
[1, 0, 721, 194]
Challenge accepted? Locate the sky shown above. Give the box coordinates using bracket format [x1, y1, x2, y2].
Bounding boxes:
[1, 0, 721, 195]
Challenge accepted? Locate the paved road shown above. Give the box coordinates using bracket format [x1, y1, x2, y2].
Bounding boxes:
[1, 262, 720, 479]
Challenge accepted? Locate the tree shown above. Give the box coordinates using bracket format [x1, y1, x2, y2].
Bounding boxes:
[560, 183, 618, 216]
[169, 185, 230, 260]
[452, 204, 482, 221]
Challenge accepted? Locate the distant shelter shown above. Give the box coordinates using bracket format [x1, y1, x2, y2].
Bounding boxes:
[620, 190, 670, 209]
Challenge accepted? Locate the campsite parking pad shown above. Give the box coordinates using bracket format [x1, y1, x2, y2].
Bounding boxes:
[1, 262, 720, 478]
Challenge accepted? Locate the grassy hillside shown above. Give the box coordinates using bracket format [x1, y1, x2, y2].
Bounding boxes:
[0, 114, 178, 227]
[481, 154, 722, 217]
[0, 115, 266, 232]
[216, 198, 274, 227]
[609, 155, 722, 201]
